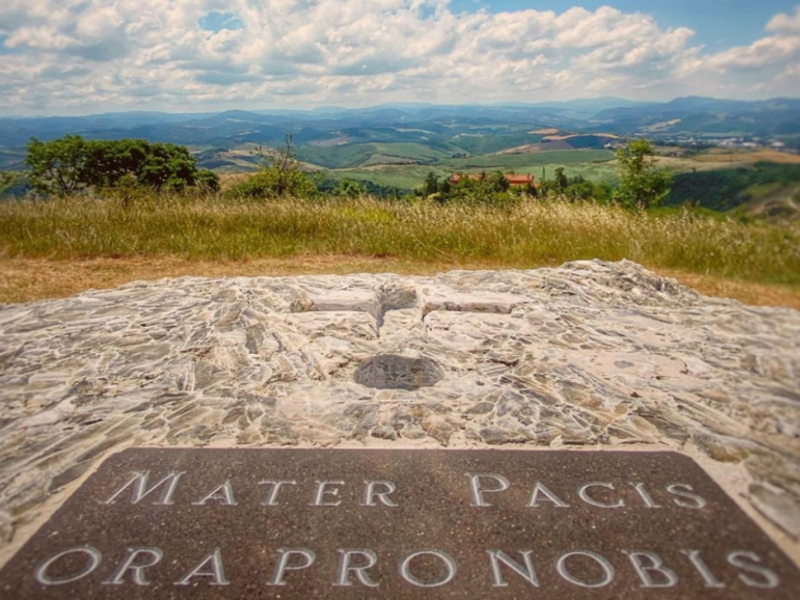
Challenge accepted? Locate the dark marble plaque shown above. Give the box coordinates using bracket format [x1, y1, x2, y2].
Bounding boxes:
[1, 449, 798, 599]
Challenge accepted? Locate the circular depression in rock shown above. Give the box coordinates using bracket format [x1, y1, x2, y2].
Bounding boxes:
[354, 354, 444, 391]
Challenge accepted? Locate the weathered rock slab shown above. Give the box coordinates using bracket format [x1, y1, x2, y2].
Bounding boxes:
[0, 260, 799, 552]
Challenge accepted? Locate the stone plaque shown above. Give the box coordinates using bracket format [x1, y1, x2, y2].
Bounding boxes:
[1, 449, 798, 599]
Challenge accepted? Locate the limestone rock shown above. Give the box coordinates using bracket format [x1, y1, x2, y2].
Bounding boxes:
[0, 259, 799, 543]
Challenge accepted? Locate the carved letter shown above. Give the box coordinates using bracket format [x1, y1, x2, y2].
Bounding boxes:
[362, 481, 399, 507]
[105, 548, 163, 586]
[101, 471, 185, 505]
[666, 483, 707, 509]
[399, 550, 457, 587]
[623, 550, 678, 588]
[335, 549, 380, 587]
[681, 549, 725, 588]
[727, 551, 780, 589]
[528, 482, 570, 508]
[578, 483, 624, 508]
[630, 482, 662, 508]
[259, 480, 297, 506]
[270, 549, 316, 586]
[465, 473, 510, 507]
[192, 481, 237, 506]
[174, 548, 229, 586]
[486, 550, 539, 587]
[311, 481, 344, 506]
[35, 547, 102, 585]
[556, 551, 615, 588]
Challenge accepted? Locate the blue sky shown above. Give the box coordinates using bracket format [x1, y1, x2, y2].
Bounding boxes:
[1, 1, 799, 115]
[452, 1, 797, 50]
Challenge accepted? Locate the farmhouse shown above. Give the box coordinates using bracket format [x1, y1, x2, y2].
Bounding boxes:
[448, 173, 535, 186]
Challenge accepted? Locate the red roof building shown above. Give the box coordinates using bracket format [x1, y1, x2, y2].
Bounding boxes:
[448, 173, 535, 186]
[505, 174, 535, 186]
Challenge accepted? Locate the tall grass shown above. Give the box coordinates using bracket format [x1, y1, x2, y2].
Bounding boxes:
[0, 193, 798, 285]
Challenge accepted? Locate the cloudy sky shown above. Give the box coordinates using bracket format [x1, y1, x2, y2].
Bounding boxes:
[1, 1, 799, 116]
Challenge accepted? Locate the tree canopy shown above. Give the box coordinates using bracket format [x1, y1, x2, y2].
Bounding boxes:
[0, 172, 20, 197]
[26, 135, 219, 196]
[228, 135, 319, 199]
[613, 139, 671, 210]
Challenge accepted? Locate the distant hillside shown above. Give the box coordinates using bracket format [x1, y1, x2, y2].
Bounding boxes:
[2, 97, 799, 172]
[666, 162, 800, 221]
[591, 97, 800, 136]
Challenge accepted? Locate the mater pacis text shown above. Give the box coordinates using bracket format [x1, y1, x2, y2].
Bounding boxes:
[32, 471, 782, 591]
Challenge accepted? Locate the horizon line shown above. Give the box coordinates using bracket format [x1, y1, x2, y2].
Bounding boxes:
[3, 95, 800, 120]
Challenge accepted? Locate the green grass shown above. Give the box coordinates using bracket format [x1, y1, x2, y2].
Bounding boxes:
[1, 194, 798, 287]
[439, 149, 615, 169]
[332, 165, 453, 189]
[296, 142, 461, 169]
[446, 133, 544, 155]
[336, 160, 620, 189]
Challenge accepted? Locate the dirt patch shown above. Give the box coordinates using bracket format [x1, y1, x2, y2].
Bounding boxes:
[528, 128, 560, 135]
[1, 257, 799, 310]
[695, 150, 800, 165]
[658, 268, 800, 311]
[543, 133, 622, 142]
[498, 141, 573, 154]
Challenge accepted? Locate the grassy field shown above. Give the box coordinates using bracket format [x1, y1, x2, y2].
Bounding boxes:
[1, 194, 797, 288]
[204, 141, 800, 194]
[333, 150, 620, 189]
[333, 165, 453, 189]
[439, 149, 615, 169]
[323, 148, 800, 191]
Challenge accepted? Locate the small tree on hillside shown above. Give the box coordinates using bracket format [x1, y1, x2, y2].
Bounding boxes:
[236, 134, 318, 198]
[554, 167, 568, 191]
[614, 139, 671, 210]
[423, 172, 440, 196]
[334, 178, 367, 198]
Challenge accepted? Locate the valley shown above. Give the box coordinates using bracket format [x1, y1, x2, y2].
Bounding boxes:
[2, 97, 800, 220]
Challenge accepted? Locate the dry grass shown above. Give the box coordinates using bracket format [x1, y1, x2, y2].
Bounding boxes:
[2, 256, 799, 309]
[0, 194, 798, 305]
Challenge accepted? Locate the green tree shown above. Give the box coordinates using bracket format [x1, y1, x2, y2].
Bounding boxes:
[423, 172, 440, 196]
[487, 171, 510, 193]
[554, 167, 568, 191]
[614, 139, 671, 210]
[1, 172, 20, 197]
[232, 134, 318, 198]
[26, 135, 90, 195]
[25, 136, 217, 196]
[334, 178, 367, 198]
[196, 169, 221, 192]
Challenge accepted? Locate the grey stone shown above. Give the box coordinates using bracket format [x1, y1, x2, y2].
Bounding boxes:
[354, 354, 444, 391]
[0, 259, 799, 546]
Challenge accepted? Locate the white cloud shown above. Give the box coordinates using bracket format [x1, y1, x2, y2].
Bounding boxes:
[767, 5, 800, 34]
[672, 4, 800, 98]
[0, 1, 798, 114]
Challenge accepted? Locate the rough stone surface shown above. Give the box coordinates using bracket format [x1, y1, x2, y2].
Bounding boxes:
[0, 259, 799, 548]
[354, 354, 444, 390]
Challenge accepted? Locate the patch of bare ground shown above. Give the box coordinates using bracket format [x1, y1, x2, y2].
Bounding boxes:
[527, 128, 560, 135]
[1, 257, 799, 310]
[695, 150, 800, 164]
